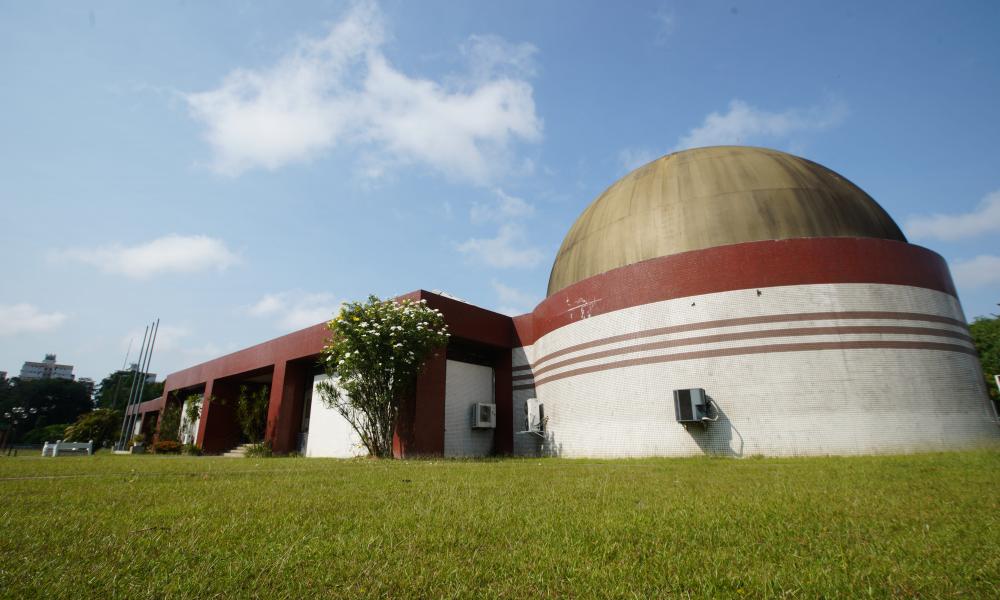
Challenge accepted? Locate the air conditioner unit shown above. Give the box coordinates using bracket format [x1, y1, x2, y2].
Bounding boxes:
[525, 398, 545, 433]
[673, 388, 708, 424]
[472, 403, 496, 429]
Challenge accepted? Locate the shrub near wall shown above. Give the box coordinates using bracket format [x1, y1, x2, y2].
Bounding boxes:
[318, 296, 449, 458]
[152, 440, 182, 454]
[64, 409, 121, 449]
[158, 403, 182, 443]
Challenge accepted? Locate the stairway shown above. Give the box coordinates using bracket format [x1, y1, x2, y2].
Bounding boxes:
[222, 443, 254, 458]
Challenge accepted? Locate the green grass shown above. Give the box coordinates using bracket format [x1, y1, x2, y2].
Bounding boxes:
[1, 451, 998, 598]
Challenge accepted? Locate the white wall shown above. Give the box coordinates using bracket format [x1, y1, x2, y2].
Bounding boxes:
[305, 374, 367, 458]
[512, 283, 999, 458]
[444, 360, 495, 458]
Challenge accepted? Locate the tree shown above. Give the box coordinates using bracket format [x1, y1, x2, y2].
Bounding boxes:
[95, 370, 163, 412]
[969, 310, 1000, 408]
[318, 296, 449, 458]
[0, 378, 93, 443]
[158, 403, 182, 443]
[236, 385, 269, 443]
[64, 409, 122, 448]
[20, 423, 71, 444]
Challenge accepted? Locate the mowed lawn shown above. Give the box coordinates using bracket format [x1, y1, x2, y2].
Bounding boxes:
[1, 451, 999, 598]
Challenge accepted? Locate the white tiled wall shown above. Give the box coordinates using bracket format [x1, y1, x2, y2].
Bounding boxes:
[305, 375, 367, 458]
[511, 283, 998, 457]
[444, 360, 495, 457]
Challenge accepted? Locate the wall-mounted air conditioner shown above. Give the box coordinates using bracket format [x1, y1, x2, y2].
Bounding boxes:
[525, 398, 545, 433]
[673, 388, 709, 424]
[472, 403, 496, 429]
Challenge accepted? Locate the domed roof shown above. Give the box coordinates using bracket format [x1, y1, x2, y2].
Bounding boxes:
[547, 146, 905, 296]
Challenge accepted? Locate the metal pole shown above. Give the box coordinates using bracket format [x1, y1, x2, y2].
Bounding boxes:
[116, 325, 149, 450]
[107, 339, 133, 412]
[122, 337, 133, 371]
[122, 321, 154, 448]
[126, 319, 158, 446]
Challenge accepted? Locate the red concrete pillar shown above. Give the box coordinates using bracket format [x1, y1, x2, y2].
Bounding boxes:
[493, 350, 513, 455]
[265, 361, 309, 454]
[199, 379, 242, 453]
[194, 380, 213, 447]
[406, 350, 447, 457]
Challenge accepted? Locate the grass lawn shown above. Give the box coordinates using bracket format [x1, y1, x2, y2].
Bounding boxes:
[1, 451, 999, 598]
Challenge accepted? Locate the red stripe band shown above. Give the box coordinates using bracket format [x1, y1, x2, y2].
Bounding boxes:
[530, 340, 977, 388]
[530, 310, 967, 370]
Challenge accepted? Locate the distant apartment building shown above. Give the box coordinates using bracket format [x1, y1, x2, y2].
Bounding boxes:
[19, 354, 74, 381]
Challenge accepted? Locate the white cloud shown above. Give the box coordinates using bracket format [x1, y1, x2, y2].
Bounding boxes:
[248, 291, 342, 331]
[652, 7, 676, 45]
[0, 304, 67, 336]
[457, 224, 544, 268]
[185, 1, 542, 183]
[951, 255, 1000, 290]
[675, 98, 848, 150]
[470, 188, 535, 223]
[491, 280, 540, 316]
[904, 190, 1000, 241]
[461, 34, 537, 81]
[619, 147, 657, 172]
[57, 234, 239, 279]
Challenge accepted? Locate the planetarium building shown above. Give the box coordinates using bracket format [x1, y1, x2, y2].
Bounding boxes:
[131, 146, 998, 458]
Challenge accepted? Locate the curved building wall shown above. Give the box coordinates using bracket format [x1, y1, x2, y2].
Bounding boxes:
[512, 238, 998, 457]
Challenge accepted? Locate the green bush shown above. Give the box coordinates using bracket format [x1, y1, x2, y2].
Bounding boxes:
[64, 409, 122, 448]
[244, 442, 272, 458]
[970, 314, 999, 406]
[182, 444, 202, 456]
[158, 403, 182, 443]
[236, 385, 270, 443]
[152, 440, 182, 454]
[20, 423, 71, 444]
[319, 296, 449, 457]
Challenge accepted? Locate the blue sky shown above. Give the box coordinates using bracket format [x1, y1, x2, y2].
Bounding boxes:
[2, 0, 999, 381]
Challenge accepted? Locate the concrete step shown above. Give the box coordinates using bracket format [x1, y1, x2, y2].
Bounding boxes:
[221, 443, 255, 458]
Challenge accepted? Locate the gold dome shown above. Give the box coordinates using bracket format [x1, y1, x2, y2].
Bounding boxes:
[547, 146, 905, 296]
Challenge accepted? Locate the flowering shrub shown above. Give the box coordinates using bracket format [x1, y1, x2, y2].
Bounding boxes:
[152, 440, 182, 454]
[318, 296, 449, 457]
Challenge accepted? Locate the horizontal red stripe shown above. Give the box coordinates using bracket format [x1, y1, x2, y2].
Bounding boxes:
[531, 324, 971, 378]
[531, 310, 967, 370]
[516, 238, 957, 347]
[532, 340, 977, 388]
